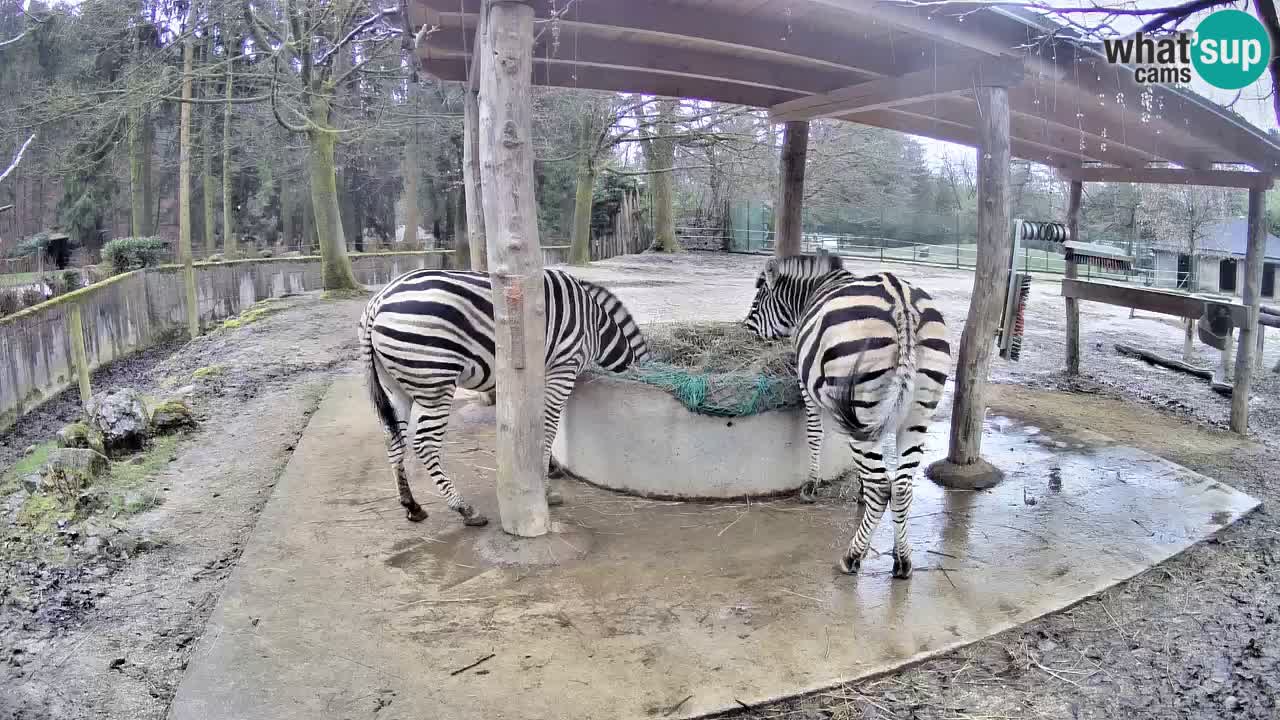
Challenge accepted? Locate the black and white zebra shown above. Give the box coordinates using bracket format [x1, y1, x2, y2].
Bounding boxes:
[743, 254, 950, 579]
[359, 268, 650, 527]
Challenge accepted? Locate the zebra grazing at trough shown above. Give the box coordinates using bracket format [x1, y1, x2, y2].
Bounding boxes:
[743, 253, 950, 579]
[359, 268, 650, 527]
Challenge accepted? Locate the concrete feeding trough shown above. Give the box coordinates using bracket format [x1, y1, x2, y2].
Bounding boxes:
[551, 322, 855, 499]
[551, 373, 853, 499]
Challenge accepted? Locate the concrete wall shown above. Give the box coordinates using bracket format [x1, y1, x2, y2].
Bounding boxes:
[551, 373, 854, 499]
[0, 252, 445, 430]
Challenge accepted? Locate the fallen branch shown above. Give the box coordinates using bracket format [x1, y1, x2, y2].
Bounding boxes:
[0, 133, 35, 185]
[449, 652, 495, 676]
[663, 694, 693, 716]
[1115, 343, 1232, 396]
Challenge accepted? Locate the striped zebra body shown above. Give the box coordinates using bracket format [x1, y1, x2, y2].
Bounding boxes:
[359, 268, 649, 527]
[744, 254, 950, 579]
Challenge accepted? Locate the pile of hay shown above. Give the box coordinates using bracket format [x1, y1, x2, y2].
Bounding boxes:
[607, 322, 802, 417]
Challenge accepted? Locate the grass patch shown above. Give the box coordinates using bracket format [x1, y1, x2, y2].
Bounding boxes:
[0, 439, 57, 495]
[192, 364, 225, 380]
[108, 435, 177, 490]
[219, 299, 284, 330]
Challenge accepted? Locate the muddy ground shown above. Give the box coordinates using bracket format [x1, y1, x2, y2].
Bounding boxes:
[2, 252, 1278, 720]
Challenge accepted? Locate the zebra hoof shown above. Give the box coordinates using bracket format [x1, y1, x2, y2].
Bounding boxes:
[838, 552, 862, 576]
[798, 481, 819, 504]
[461, 512, 489, 527]
[892, 554, 913, 580]
[546, 489, 564, 507]
[404, 505, 429, 523]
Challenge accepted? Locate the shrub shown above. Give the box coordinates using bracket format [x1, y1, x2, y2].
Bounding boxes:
[101, 237, 168, 274]
[0, 287, 49, 318]
[62, 269, 83, 292]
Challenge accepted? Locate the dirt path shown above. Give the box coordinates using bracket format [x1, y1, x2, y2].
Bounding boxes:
[1, 293, 368, 720]
[2, 253, 1278, 720]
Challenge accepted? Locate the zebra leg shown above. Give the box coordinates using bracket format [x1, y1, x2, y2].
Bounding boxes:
[889, 412, 931, 579]
[798, 394, 824, 503]
[410, 392, 489, 527]
[541, 365, 580, 507]
[839, 438, 891, 576]
[367, 355, 427, 522]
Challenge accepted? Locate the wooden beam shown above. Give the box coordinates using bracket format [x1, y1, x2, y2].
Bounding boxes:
[1064, 180, 1082, 375]
[1057, 166, 1274, 190]
[939, 83, 1012, 483]
[774, 121, 809, 256]
[769, 61, 1023, 122]
[1231, 188, 1267, 433]
[422, 27, 861, 97]
[478, 0, 550, 537]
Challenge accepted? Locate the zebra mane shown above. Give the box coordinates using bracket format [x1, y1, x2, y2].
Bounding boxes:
[761, 251, 844, 287]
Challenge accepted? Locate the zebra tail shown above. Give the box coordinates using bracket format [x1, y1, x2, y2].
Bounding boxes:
[360, 313, 400, 437]
[828, 287, 916, 442]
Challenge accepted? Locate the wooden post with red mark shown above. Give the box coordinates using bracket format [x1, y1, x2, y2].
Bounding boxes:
[478, 0, 549, 537]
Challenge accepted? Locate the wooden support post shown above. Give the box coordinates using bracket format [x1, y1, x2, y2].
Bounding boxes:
[927, 84, 1011, 490]
[478, 0, 549, 537]
[1064, 180, 1082, 375]
[66, 303, 91, 406]
[1219, 329, 1234, 384]
[1231, 188, 1267, 433]
[463, 10, 488, 272]
[1257, 325, 1265, 372]
[774, 120, 808, 256]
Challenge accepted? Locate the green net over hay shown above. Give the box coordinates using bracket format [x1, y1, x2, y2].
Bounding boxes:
[607, 322, 802, 417]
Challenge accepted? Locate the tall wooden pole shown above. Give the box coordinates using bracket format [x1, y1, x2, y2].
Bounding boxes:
[1064, 180, 1082, 375]
[1230, 188, 1266, 433]
[774, 120, 808, 256]
[464, 50, 488, 272]
[927, 84, 1012, 490]
[478, 0, 549, 537]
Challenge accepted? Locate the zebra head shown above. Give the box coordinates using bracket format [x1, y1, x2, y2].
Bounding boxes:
[744, 252, 844, 339]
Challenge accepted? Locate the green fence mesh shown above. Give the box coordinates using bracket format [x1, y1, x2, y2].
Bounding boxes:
[607, 322, 802, 417]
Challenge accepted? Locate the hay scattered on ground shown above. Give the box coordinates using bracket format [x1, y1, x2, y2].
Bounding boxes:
[607, 322, 802, 417]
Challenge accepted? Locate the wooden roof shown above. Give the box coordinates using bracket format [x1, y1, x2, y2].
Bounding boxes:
[409, 0, 1280, 174]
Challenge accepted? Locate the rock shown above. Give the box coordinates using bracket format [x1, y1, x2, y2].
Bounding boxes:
[22, 444, 36, 456]
[57, 421, 106, 454]
[20, 474, 42, 494]
[86, 388, 150, 456]
[42, 448, 109, 495]
[258, 249, 274, 258]
[150, 399, 196, 434]
[75, 487, 107, 513]
[173, 384, 197, 398]
[207, 253, 224, 262]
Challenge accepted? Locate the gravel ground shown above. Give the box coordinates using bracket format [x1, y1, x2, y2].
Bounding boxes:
[1, 252, 1277, 720]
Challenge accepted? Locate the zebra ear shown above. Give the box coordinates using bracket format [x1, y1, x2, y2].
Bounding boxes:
[764, 258, 781, 288]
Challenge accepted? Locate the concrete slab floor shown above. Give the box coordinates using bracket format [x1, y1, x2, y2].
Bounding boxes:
[171, 376, 1259, 720]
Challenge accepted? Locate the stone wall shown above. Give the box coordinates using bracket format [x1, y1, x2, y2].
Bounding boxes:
[0, 252, 447, 430]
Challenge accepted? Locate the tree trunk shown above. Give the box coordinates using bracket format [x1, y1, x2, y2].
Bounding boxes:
[401, 140, 420, 249]
[569, 144, 595, 265]
[774, 120, 809, 256]
[649, 100, 680, 253]
[222, 49, 237, 258]
[933, 84, 1011, 486]
[478, 0, 549, 537]
[453, 189, 470, 269]
[128, 109, 153, 237]
[202, 106, 216, 258]
[178, 40, 199, 340]
[308, 92, 360, 290]
[463, 75, 487, 270]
